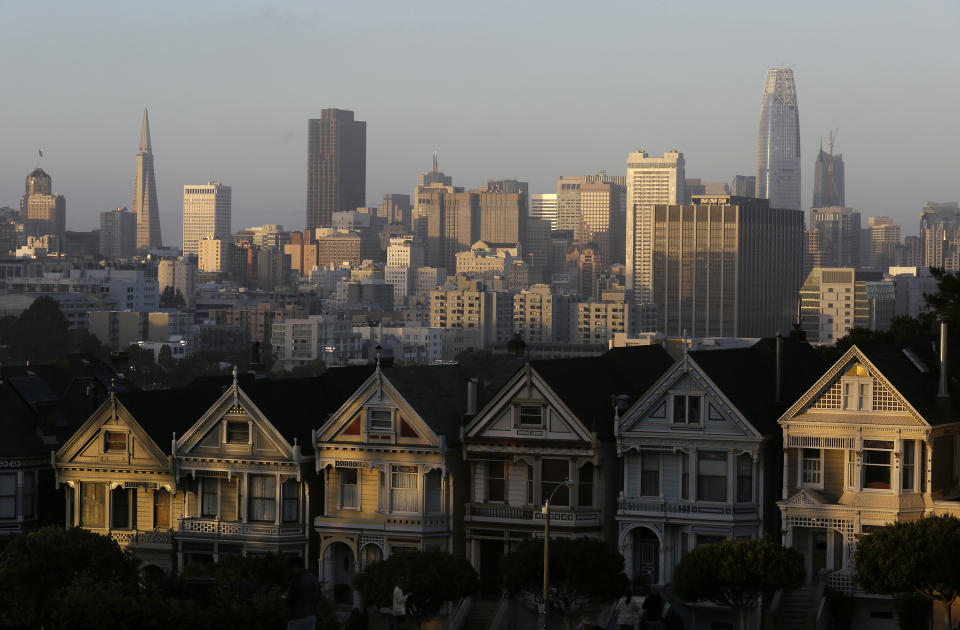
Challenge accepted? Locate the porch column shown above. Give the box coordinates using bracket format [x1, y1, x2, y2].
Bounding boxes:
[274, 473, 281, 526]
[781, 431, 790, 500]
[241, 472, 249, 523]
[727, 449, 735, 505]
[105, 483, 112, 531]
[623, 453, 629, 498]
[925, 439, 933, 494]
[894, 436, 902, 492]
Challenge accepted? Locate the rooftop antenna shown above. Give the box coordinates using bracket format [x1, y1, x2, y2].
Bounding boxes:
[432, 149, 438, 173]
[828, 128, 839, 205]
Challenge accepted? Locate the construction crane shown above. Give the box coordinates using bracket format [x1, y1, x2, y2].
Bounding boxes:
[827, 128, 839, 205]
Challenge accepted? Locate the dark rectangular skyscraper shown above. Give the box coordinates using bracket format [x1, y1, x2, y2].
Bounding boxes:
[812, 147, 845, 208]
[307, 109, 366, 230]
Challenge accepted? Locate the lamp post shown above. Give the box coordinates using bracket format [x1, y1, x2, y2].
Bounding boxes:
[541, 478, 574, 630]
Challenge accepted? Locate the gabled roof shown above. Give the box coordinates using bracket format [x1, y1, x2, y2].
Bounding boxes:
[690, 338, 826, 435]
[854, 341, 959, 425]
[381, 364, 469, 444]
[531, 345, 674, 438]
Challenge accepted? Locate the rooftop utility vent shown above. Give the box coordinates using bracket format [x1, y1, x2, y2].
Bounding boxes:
[902, 348, 929, 374]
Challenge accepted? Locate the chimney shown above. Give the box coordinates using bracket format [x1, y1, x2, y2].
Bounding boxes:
[775, 333, 783, 404]
[939, 316, 950, 400]
[467, 377, 478, 415]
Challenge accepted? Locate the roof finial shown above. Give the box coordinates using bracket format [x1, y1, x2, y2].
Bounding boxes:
[232, 365, 238, 384]
[375, 345, 382, 371]
[139, 109, 152, 153]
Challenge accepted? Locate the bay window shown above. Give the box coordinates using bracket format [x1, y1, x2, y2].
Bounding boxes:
[201, 479, 219, 517]
[640, 453, 660, 497]
[578, 462, 594, 507]
[801, 448, 822, 487]
[862, 440, 893, 490]
[282, 480, 299, 522]
[22, 473, 34, 518]
[736, 453, 753, 502]
[0, 474, 15, 518]
[902, 441, 916, 491]
[81, 482, 105, 528]
[487, 462, 505, 502]
[340, 468, 359, 509]
[680, 452, 690, 500]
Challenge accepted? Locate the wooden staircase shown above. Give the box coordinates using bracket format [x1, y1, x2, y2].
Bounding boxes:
[772, 584, 823, 630]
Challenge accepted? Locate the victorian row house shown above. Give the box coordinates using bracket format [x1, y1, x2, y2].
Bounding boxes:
[778, 332, 960, 625]
[462, 346, 673, 595]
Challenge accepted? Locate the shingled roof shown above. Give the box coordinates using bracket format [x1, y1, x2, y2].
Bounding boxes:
[532, 345, 675, 438]
[0, 380, 48, 458]
[689, 337, 827, 434]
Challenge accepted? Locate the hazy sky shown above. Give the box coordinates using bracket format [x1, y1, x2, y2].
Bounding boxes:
[1, 1, 957, 244]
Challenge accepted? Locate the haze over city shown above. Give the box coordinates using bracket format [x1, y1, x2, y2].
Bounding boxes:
[1, 0, 957, 245]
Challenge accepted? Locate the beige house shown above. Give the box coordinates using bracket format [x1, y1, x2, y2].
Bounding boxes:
[313, 364, 474, 605]
[778, 339, 960, 624]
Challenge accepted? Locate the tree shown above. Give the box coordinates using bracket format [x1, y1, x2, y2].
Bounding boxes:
[160, 286, 187, 308]
[353, 549, 479, 625]
[502, 537, 628, 630]
[9, 296, 71, 364]
[855, 515, 960, 630]
[0, 526, 140, 628]
[672, 537, 804, 630]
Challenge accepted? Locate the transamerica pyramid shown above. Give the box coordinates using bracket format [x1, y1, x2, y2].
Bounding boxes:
[132, 109, 162, 251]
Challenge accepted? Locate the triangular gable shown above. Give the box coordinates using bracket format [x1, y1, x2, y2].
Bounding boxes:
[779, 345, 927, 426]
[619, 355, 761, 438]
[464, 364, 593, 443]
[176, 380, 292, 458]
[782, 487, 828, 507]
[56, 395, 169, 470]
[315, 369, 439, 448]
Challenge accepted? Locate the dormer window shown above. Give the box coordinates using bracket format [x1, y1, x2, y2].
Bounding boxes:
[226, 421, 249, 444]
[368, 409, 392, 432]
[672, 395, 702, 424]
[518, 406, 543, 427]
[104, 431, 127, 452]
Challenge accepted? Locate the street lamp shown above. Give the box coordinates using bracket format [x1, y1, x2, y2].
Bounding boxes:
[541, 478, 575, 630]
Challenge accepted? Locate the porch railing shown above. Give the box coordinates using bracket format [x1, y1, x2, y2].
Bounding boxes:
[178, 518, 302, 537]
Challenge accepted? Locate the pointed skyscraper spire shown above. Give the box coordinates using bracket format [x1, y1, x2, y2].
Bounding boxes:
[139, 109, 152, 153]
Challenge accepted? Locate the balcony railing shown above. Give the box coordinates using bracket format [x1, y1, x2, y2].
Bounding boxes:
[178, 518, 303, 538]
[86, 529, 174, 547]
[466, 503, 600, 526]
[826, 568, 855, 595]
[618, 497, 759, 519]
[315, 512, 450, 532]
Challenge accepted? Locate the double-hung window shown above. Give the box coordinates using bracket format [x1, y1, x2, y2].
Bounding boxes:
[801, 448, 822, 487]
[21, 473, 34, 519]
[282, 480, 299, 522]
[640, 453, 660, 497]
[862, 440, 893, 490]
[391, 466, 419, 513]
[249, 475, 276, 521]
[81, 482, 105, 528]
[487, 462, 506, 502]
[0, 474, 15, 519]
[902, 441, 916, 491]
[697, 451, 727, 502]
[340, 468, 359, 509]
[368, 410, 392, 432]
[518, 406, 543, 427]
[736, 453, 753, 502]
[578, 462, 594, 507]
[672, 395, 702, 424]
[680, 452, 690, 500]
[201, 479, 219, 517]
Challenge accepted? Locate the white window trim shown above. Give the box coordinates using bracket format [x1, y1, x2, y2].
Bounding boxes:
[799, 448, 825, 490]
[669, 392, 704, 426]
[389, 465, 420, 514]
[841, 376, 873, 412]
[638, 451, 662, 498]
[516, 404, 545, 428]
[339, 467, 361, 511]
[367, 408, 394, 433]
[859, 440, 896, 494]
[485, 461, 507, 504]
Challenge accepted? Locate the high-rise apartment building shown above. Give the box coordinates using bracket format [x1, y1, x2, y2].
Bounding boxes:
[428, 280, 512, 347]
[385, 235, 424, 298]
[920, 202, 960, 270]
[182, 182, 231, 257]
[626, 150, 686, 303]
[798, 268, 870, 344]
[868, 217, 901, 270]
[158, 257, 197, 306]
[478, 191, 526, 247]
[530, 193, 558, 230]
[21, 168, 65, 238]
[198, 236, 231, 273]
[512, 284, 566, 344]
[812, 144, 845, 208]
[99, 207, 137, 260]
[132, 109, 162, 251]
[809, 206, 861, 268]
[756, 66, 801, 211]
[306, 109, 366, 230]
[651, 195, 804, 337]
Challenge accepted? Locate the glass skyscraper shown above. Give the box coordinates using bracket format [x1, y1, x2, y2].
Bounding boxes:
[756, 67, 801, 211]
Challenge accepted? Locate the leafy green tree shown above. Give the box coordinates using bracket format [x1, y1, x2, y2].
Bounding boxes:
[160, 286, 187, 308]
[855, 515, 960, 630]
[672, 537, 804, 630]
[0, 526, 140, 628]
[353, 549, 480, 624]
[9, 295, 71, 364]
[502, 537, 628, 630]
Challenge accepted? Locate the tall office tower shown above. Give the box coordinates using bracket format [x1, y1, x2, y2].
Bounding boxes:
[20, 168, 65, 238]
[99, 207, 137, 259]
[730, 175, 757, 198]
[182, 182, 232, 257]
[578, 181, 624, 266]
[530, 193, 558, 229]
[651, 195, 803, 337]
[566, 243, 602, 299]
[900, 235, 924, 268]
[555, 176, 586, 232]
[525, 217, 552, 281]
[132, 109, 162, 251]
[756, 66, 801, 211]
[486, 179, 529, 197]
[809, 206, 861, 268]
[812, 141, 845, 208]
[868, 217, 901, 270]
[920, 202, 960, 270]
[478, 191, 526, 247]
[380, 193, 412, 227]
[420, 188, 480, 270]
[625, 150, 685, 303]
[798, 268, 871, 344]
[685, 179, 729, 197]
[306, 109, 366, 230]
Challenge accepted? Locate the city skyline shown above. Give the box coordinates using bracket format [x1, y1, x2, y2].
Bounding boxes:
[0, 1, 957, 243]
